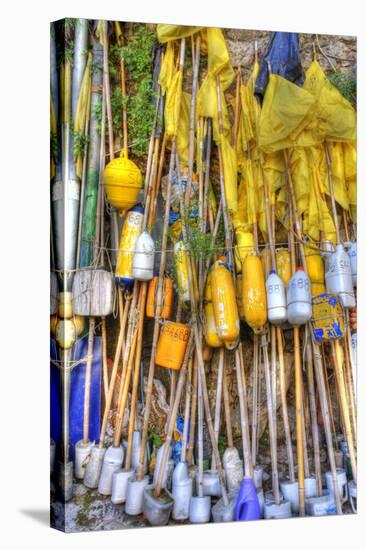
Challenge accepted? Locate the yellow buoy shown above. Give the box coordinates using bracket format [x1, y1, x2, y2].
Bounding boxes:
[210, 261, 240, 347]
[204, 272, 223, 348]
[55, 318, 77, 349]
[115, 205, 144, 285]
[305, 245, 325, 285]
[58, 291, 73, 319]
[234, 230, 255, 274]
[276, 248, 292, 285]
[311, 282, 326, 297]
[174, 241, 199, 304]
[242, 253, 267, 331]
[103, 150, 142, 213]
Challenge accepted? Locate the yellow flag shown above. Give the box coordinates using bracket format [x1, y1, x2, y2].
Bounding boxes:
[158, 42, 176, 94]
[304, 61, 356, 143]
[221, 135, 237, 214]
[157, 24, 202, 43]
[164, 70, 183, 137]
[176, 91, 191, 164]
[258, 74, 317, 153]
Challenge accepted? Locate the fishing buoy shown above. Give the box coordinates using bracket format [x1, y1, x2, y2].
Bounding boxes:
[305, 245, 325, 288]
[347, 241, 357, 287]
[172, 462, 193, 520]
[287, 267, 312, 326]
[72, 268, 115, 316]
[263, 493, 292, 519]
[189, 495, 211, 524]
[204, 272, 223, 348]
[146, 275, 174, 319]
[75, 440, 94, 479]
[83, 446, 106, 488]
[103, 150, 142, 213]
[98, 445, 124, 495]
[125, 474, 149, 515]
[276, 248, 291, 285]
[55, 318, 76, 349]
[115, 205, 144, 286]
[174, 240, 199, 304]
[325, 468, 348, 504]
[305, 489, 336, 516]
[234, 229, 255, 273]
[143, 485, 174, 526]
[152, 443, 174, 489]
[266, 270, 287, 325]
[242, 254, 267, 331]
[234, 478, 261, 521]
[325, 244, 355, 308]
[111, 467, 134, 504]
[133, 230, 155, 281]
[211, 261, 240, 347]
[58, 291, 73, 319]
[155, 322, 191, 370]
[348, 480, 357, 513]
[311, 283, 326, 297]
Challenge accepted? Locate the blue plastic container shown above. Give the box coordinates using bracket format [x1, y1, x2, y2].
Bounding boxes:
[234, 477, 261, 521]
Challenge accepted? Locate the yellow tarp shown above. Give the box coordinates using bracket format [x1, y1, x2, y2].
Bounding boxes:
[157, 24, 202, 43]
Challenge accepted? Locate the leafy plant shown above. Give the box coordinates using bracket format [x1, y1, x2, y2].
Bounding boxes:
[329, 69, 356, 107]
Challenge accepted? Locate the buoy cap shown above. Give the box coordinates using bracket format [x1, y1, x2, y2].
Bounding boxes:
[269, 269, 276, 274]
[296, 266, 304, 271]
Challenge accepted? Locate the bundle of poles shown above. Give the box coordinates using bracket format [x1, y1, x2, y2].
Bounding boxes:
[50, 21, 357, 524]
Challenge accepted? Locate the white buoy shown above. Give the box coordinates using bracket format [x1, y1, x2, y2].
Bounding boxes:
[172, 463, 193, 520]
[279, 480, 299, 514]
[50, 439, 56, 475]
[125, 474, 149, 515]
[325, 468, 348, 504]
[266, 270, 287, 324]
[131, 431, 148, 472]
[346, 241, 357, 287]
[75, 440, 94, 480]
[223, 447, 243, 492]
[264, 492, 292, 519]
[305, 489, 336, 516]
[84, 445, 106, 488]
[348, 480, 357, 513]
[111, 468, 134, 504]
[287, 267, 312, 326]
[133, 230, 155, 281]
[98, 445, 124, 495]
[325, 244, 355, 308]
[304, 475, 318, 498]
[153, 443, 172, 489]
[253, 464, 264, 489]
[189, 495, 211, 523]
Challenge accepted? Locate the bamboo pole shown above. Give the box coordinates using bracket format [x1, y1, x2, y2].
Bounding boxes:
[331, 339, 357, 483]
[180, 357, 193, 462]
[277, 326, 295, 482]
[312, 341, 343, 513]
[101, 317, 109, 402]
[187, 353, 199, 465]
[223, 352, 234, 448]
[135, 35, 184, 477]
[305, 337, 322, 495]
[233, 67, 242, 148]
[83, 317, 95, 444]
[211, 348, 224, 470]
[343, 338, 357, 443]
[185, 34, 201, 208]
[197, 353, 204, 497]
[251, 334, 259, 465]
[154, 335, 194, 496]
[237, 345, 254, 478]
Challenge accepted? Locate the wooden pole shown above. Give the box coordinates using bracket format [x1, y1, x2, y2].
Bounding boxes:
[211, 348, 224, 470]
[251, 334, 259, 466]
[237, 344, 254, 478]
[185, 34, 201, 208]
[223, 352, 234, 448]
[83, 317, 95, 443]
[187, 353, 198, 465]
[101, 317, 109, 403]
[305, 337, 322, 495]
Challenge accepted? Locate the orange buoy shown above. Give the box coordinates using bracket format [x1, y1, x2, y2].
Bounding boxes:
[146, 275, 174, 319]
[155, 322, 191, 370]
